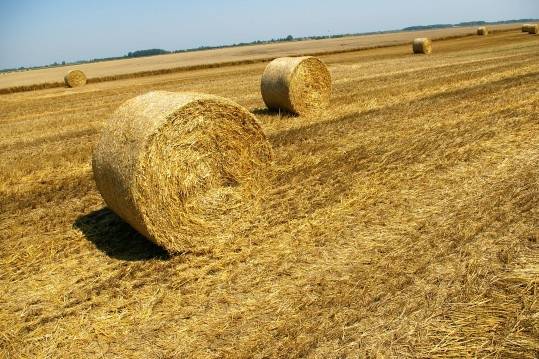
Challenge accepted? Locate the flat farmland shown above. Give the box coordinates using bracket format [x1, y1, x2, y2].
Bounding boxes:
[0, 29, 538, 358]
[0, 23, 521, 89]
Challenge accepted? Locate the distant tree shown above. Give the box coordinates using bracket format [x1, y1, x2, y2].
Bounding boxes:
[126, 49, 169, 58]
[61, 61, 66, 65]
[286, 35, 294, 41]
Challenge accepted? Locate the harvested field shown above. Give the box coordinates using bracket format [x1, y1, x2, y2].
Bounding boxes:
[0, 29, 538, 358]
[0, 24, 520, 91]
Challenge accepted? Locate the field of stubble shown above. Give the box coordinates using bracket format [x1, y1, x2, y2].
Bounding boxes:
[1, 30, 538, 358]
[0, 24, 519, 90]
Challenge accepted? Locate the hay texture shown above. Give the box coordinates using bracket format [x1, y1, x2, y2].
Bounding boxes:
[413, 38, 432, 54]
[477, 27, 488, 35]
[527, 24, 538, 34]
[92, 91, 272, 253]
[261, 56, 331, 115]
[64, 70, 87, 88]
[522, 24, 532, 32]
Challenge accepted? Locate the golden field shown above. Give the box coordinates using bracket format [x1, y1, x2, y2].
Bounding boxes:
[0, 24, 520, 90]
[1, 29, 538, 358]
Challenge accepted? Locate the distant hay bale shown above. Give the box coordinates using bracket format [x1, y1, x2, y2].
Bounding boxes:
[64, 70, 87, 88]
[413, 38, 432, 54]
[92, 91, 273, 253]
[527, 24, 538, 34]
[261, 56, 331, 115]
[477, 27, 488, 35]
[522, 24, 532, 32]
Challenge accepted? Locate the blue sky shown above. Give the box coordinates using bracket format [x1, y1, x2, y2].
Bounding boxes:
[0, 0, 537, 69]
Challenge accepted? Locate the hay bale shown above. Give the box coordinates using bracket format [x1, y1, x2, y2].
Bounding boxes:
[92, 91, 273, 253]
[527, 24, 538, 34]
[64, 70, 87, 88]
[522, 24, 532, 32]
[477, 27, 488, 35]
[261, 56, 331, 115]
[413, 38, 432, 54]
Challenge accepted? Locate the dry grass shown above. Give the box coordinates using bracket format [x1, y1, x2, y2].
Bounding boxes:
[92, 91, 272, 253]
[0, 30, 538, 358]
[261, 57, 331, 115]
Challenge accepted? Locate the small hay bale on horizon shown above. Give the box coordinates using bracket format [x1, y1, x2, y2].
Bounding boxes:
[527, 24, 538, 34]
[92, 91, 273, 253]
[261, 56, 332, 116]
[64, 70, 87, 88]
[477, 27, 488, 35]
[413, 38, 432, 54]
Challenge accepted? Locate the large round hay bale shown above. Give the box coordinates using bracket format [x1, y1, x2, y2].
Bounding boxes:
[413, 38, 432, 54]
[527, 24, 538, 34]
[92, 91, 273, 253]
[522, 24, 532, 32]
[260, 56, 331, 115]
[64, 70, 87, 88]
[477, 27, 488, 36]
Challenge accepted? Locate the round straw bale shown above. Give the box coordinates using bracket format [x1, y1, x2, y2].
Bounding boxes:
[92, 91, 273, 253]
[413, 38, 432, 54]
[527, 24, 538, 34]
[261, 56, 331, 115]
[64, 70, 87, 88]
[522, 24, 532, 32]
[477, 27, 488, 35]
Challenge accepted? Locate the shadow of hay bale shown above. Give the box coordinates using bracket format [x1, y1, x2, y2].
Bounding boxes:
[74, 208, 170, 261]
[251, 107, 298, 118]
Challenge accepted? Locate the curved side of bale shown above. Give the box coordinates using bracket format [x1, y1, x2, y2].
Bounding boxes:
[64, 70, 87, 88]
[477, 27, 488, 35]
[92, 91, 273, 253]
[413, 38, 432, 54]
[261, 56, 331, 115]
[522, 24, 532, 32]
[527, 24, 538, 34]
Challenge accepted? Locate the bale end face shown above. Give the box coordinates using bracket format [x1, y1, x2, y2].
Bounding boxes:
[92, 91, 273, 253]
[64, 70, 87, 88]
[527, 24, 538, 34]
[261, 56, 332, 116]
[413, 38, 432, 54]
[477, 27, 488, 36]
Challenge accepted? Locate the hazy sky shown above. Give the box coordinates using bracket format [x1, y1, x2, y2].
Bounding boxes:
[0, 0, 537, 69]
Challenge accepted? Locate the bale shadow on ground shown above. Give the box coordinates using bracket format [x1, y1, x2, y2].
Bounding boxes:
[74, 208, 170, 261]
[251, 107, 297, 118]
